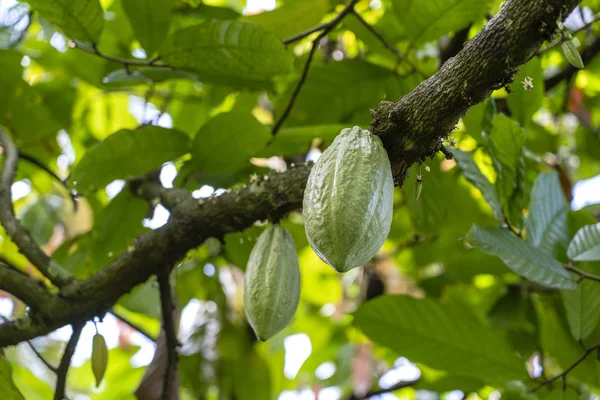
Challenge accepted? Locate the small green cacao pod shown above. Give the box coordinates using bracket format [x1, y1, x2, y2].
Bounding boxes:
[91, 333, 108, 387]
[303, 126, 394, 273]
[244, 225, 301, 341]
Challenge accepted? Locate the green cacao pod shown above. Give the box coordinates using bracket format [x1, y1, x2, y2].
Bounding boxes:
[91, 333, 108, 387]
[303, 126, 394, 273]
[244, 225, 301, 341]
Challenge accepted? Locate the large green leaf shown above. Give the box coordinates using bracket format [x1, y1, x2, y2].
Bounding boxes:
[274, 59, 419, 127]
[23, 0, 104, 42]
[389, 0, 489, 43]
[534, 296, 600, 386]
[241, 0, 329, 39]
[486, 114, 525, 228]
[122, 0, 172, 56]
[506, 58, 544, 126]
[452, 149, 504, 222]
[89, 189, 148, 268]
[118, 279, 161, 319]
[189, 111, 270, 174]
[353, 295, 525, 383]
[526, 170, 570, 257]
[562, 275, 600, 341]
[69, 125, 190, 193]
[468, 226, 576, 289]
[0, 357, 25, 400]
[261, 124, 349, 157]
[159, 20, 293, 88]
[567, 223, 600, 261]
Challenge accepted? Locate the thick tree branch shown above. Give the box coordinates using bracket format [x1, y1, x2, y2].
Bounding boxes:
[370, 0, 581, 184]
[0, 0, 584, 347]
[0, 265, 54, 312]
[0, 128, 73, 287]
[0, 165, 311, 346]
[54, 323, 83, 400]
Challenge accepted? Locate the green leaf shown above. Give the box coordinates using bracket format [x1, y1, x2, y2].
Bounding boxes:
[261, 124, 348, 157]
[275, 59, 419, 126]
[506, 58, 544, 126]
[567, 223, 600, 261]
[389, 0, 488, 43]
[159, 20, 293, 88]
[562, 276, 600, 341]
[452, 149, 504, 222]
[230, 350, 271, 400]
[0, 357, 25, 400]
[23, 0, 104, 42]
[562, 40, 584, 69]
[241, 0, 329, 39]
[20, 196, 63, 245]
[534, 296, 600, 386]
[122, 0, 172, 56]
[526, 170, 570, 257]
[486, 114, 525, 228]
[118, 279, 161, 319]
[189, 111, 270, 174]
[69, 126, 190, 193]
[89, 189, 148, 268]
[468, 225, 576, 289]
[353, 295, 525, 383]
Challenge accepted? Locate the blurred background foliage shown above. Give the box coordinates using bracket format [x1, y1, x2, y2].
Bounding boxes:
[0, 0, 600, 399]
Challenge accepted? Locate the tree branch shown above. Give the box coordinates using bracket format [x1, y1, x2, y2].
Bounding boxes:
[370, 0, 581, 184]
[0, 164, 311, 346]
[0, 0, 584, 348]
[0, 127, 73, 287]
[0, 264, 55, 312]
[54, 323, 84, 400]
[565, 264, 600, 282]
[158, 269, 179, 400]
[530, 344, 600, 392]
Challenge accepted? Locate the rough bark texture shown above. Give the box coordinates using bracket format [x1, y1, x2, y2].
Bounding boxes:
[0, 0, 583, 346]
[370, 0, 580, 184]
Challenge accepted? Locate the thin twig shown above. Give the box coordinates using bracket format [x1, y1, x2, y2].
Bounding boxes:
[158, 269, 178, 400]
[272, 0, 360, 136]
[539, 12, 600, 56]
[27, 341, 58, 373]
[0, 316, 58, 373]
[18, 152, 78, 212]
[54, 323, 84, 400]
[282, 21, 331, 45]
[350, 379, 419, 400]
[530, 344, 600, 392]
[110, 310, 156, 342]
[70, 40, 162, 68]
[349, 10, 406, 62]
[0, 127, 73, 286]
[565, 264, 600, 282]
